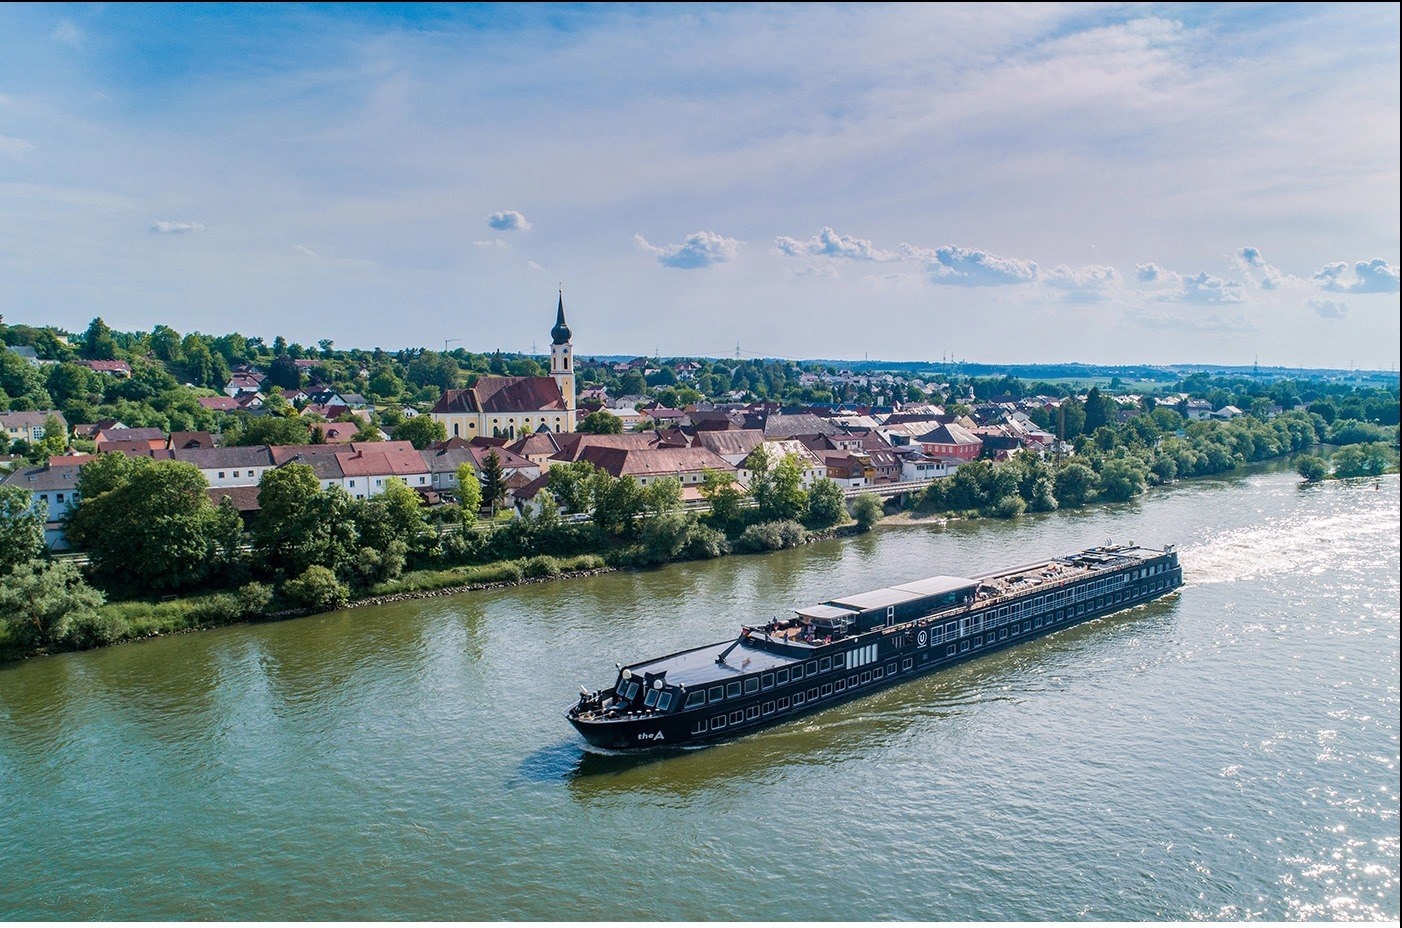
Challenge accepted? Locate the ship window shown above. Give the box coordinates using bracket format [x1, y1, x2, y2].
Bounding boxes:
[762, 701, 775, 715]
[729, 710, 743, 725]
[726, 681, 742, 699]
[835, 679, 846, 692]
[948, 645, 957, 656]
[849, 675, 858, 687]
[886, 662, 896, 676]
[746, 706, 759, 721]
[657, 692, 673, 711]
[819, 657, 831, 672]
[902, 658, 913, 671]
[821, 684, 832, 697]
[999, 628, 1008, 640]
[873, 668, 883, 680]
[643, 688, 660, 708]
[805, 687, 817, 702]
[776, 670, 789, 685]
[692, 720, 708, 735]
[1023, 620, 1031, 632]
[761, 673, 774, 690]
[711, 716, 725, 730]
[806, 661, 818, 676]
[946, 622, 957, 639]
[708, 686, 724, 703]
[619, 680, 639, 702]
[744, 678, 759, 695]
[684, 691, 705, 709]
[778, 697, 790, 710]
[792, 665, 804, 681]
[860, 671, 871, 684]
[974, 636, 982, 647]
[793, 692, 805, 706]
[960, 640, 970, 652]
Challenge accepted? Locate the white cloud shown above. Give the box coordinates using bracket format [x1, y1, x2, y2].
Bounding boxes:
[1313, 258, 1400, 294]
[0, 136, 36, 160]
[526, 261, 545, 271]
[1043, 264, 1120, 301]
[486, 210, 531, 231]
[900, 243, 1039, 286]
[1307, 298, 1348, 319]
[293, 244, 318, 257]
[634, 230, 742, 269]
[1136, 262, 1243, 303]
[773, 227, 897, 261]
[150, 220, 205, 234]
[51, 20, 82, 47]
[1233, 246, 1290, 290]
[472, 238, 509, 249]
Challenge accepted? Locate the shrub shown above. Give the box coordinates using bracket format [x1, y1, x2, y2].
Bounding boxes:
[737, 520, 809, 553]
[684, 524, 729, 559]
[282, 565, 350, 610]
[190, 593, 244, 625]
[63, 610, 129, 649]
[850, 494, 884, 532]
[236, 582, 274, 617]
[994, 494, 1027, 518]
[1295, 455, 1329, 482]
[523, 555, 562, 578]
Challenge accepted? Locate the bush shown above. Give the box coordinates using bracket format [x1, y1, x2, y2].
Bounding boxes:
[523, 555, 562, 578]
[994, 494, 1027, 518]
[190, 593, 245, 625]
[282, 565, 350, 610]
[1296, 455, 1329, 482]
[737, 520, 809, 553]
[684, 524, 729, 559]
[850, 494, 884, 532]
[63, 610, 129, 649]
[236, 582, 274, 617]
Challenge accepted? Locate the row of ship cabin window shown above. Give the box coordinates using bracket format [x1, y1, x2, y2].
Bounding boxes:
[677, 576, 1174, 712]
[692, 658, 921, 734]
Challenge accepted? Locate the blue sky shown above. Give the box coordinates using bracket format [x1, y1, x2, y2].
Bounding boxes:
[1, 3, 1398, 368]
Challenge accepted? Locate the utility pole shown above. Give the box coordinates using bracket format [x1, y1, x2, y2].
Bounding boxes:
[444, 338, 461, 352]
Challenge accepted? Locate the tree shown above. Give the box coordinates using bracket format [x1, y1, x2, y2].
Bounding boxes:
[455, 463, 483, 518]
[0, 560, 105, 648]
[1296, 455, 1329, 482]
[65, 458, 239, 593]
[578, 409, 624, 434]
[545, 459, 598, 514]
[1097, 458, 1147, 502]
[35, 413, 68, 458]
[80, 317, 117, 360]
[480, 449, 507, 516]
[357, 478, 427, 552]
[254, 465, 361, 580]
[850, 493, 884, 532]
[1053, 460, 1098, 507]
[698, 468, 745, 531]
[641, 476, 684, 520]
[267, 354, 302, 390]
[225, 414, 312, 447]
[589, 472, 645, 537]
[392, 415, 446, 449]
[805, 479, 847, 529]
[0, 484, 46, 576]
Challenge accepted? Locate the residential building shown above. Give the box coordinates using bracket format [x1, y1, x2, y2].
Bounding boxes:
[1, 410, 68, 446]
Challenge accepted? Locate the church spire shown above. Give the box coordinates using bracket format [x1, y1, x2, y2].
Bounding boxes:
[551, 289, 572, 346]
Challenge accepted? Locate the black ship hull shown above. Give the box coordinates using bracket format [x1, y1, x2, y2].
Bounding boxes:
[568, 544, 1182, 750]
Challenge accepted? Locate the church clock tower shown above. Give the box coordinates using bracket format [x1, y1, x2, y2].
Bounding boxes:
[550, 290, 575, 416]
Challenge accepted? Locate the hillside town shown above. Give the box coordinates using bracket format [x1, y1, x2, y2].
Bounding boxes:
[3, 297, 1346, 551]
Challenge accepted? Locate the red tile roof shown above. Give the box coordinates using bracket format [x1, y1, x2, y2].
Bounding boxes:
[431, 376, 566, 414]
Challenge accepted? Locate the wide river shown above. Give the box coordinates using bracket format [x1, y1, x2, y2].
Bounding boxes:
[1, 467, 1397, 921]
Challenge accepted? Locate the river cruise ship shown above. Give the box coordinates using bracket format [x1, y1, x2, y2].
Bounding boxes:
[567, 543, 1183, 749]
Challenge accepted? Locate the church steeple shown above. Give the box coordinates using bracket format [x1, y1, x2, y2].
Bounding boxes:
[551, 290, 572, 346]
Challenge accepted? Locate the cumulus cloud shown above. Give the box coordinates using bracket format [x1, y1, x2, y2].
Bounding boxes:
[1233, 246, 1289, 290]
[1307, 298, 1348, 319]
[150, 220, 204, 234]
[634, 231, 742, 269]
[1135, 263, 1243, 303]
[486, 210, 530, 231]
[1043, 264, 1120, 301]
[1313, 258, 1400, 294]
[899, 243, 1038, 286]
[773, 227, 897, 262]
[0, 135, 36, 160]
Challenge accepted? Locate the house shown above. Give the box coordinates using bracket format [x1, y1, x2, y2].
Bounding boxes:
[1, 410, 68, 446]
[310, 422, 360, 443]
[1211, 405, 1244, 420]
[419, 443, 539, 493]
[1184, 399, 1214, 421]
[432, 296, 577, 440]
[899, 453, 958, 483]
[0, 455, 93, 548]
[269, 441, 433, 500]
[97, 427, 166, 453]
[690, 429, 764, 467]
[224, 371, 265, 396]
[738, 439, 826, 489]
[168, 431, 217, 451]
[172, 445, 277, 489]
[913, 422, 983, 461]
[571, 445, 734, 496]
[198, 396, 241, 413]
[5, 345, 44, 367]
[81, 360, 132, 378]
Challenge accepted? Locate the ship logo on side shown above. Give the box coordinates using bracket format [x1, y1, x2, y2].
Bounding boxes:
[636, 731, 666, 742]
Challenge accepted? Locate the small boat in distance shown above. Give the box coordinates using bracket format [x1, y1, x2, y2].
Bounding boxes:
[567, 543, 1183, 750]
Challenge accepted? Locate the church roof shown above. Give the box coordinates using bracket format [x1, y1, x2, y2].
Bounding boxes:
[432, 376, 566, 415]
[551, 292, 571, 346]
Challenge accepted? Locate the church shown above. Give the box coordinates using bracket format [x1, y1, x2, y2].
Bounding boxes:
[430, 294, 577, 440]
